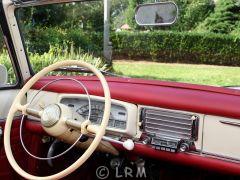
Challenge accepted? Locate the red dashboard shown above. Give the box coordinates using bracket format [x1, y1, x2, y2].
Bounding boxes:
[29, 76, 240, 175]
[33, 76, 240, 119]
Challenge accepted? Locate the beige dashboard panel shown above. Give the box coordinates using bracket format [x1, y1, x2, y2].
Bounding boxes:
[203, 115, 240, 160]
[27, 90, 59, 111]
[58, 94, 138, 137]
[27, 90, 138, 137]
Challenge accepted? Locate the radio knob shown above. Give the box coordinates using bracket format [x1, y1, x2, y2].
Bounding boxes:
[142, 136, 151, 145]
[179, 142, 190, 152]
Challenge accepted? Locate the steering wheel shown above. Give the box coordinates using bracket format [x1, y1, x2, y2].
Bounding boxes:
[4, 60, 111, 180]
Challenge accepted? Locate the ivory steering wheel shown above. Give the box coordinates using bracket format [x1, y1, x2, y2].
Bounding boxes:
[4, 60, 111, 180]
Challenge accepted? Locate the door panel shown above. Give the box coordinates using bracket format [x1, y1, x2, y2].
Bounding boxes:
[0, 119, 42, 179]
[0, 90, 21, 120]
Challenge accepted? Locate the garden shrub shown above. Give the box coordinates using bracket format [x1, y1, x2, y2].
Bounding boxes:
[111, 31, 240, 66]
[23, 27, 103, 55]
[8, 26, 240, 66]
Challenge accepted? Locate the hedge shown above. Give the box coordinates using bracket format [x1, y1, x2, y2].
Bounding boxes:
[111, 31, 240, 66]
[5, 27, 240, 66]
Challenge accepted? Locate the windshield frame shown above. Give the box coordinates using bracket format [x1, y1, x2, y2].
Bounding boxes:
[12, 0, 240, 88]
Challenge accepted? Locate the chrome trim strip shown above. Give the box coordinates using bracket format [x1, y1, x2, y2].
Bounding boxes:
[202, 151, 240, 164]
[0, 126, 2, 141]
[220, 120, 240, 127]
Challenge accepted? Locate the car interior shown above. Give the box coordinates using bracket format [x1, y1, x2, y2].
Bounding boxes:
[0, 0, 240, 179]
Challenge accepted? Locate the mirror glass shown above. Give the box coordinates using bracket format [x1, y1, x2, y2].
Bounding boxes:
[135, 2, 178, 26]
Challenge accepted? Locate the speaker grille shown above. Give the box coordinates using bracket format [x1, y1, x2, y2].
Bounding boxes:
[141, 107, 198, 140]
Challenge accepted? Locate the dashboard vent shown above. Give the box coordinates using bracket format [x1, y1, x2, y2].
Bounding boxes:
[141, 107, 199, 140]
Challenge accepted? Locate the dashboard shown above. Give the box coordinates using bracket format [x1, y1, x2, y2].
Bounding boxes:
[27, 81, 240, 175]
[27, 76, 240, 175]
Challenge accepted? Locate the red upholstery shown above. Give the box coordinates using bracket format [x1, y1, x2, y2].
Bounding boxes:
[0, 119, 43, 179]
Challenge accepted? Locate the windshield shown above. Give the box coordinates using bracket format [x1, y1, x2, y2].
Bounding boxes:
[16, 0, 240, 87]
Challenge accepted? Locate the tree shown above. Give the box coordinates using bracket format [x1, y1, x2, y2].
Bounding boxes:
[181, 0, 214, 31]
[196, 0, 240, 34]
[17, 1, 104, 32]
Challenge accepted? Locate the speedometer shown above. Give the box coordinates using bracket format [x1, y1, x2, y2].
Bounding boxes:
[76, 104, 114, 126]
[60, 97, 128, 130]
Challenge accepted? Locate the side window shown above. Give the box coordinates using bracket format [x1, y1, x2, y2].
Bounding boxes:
[0, 29, 17, 87]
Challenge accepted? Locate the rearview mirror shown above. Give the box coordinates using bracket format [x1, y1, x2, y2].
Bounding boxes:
[135, 1, 178, 26]
[0, 65, 8, 86]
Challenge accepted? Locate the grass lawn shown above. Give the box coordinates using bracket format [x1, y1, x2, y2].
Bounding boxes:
[113, 60, 240, 87]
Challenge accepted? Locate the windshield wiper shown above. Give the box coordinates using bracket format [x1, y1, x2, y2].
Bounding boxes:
[54, 66, 126, 77]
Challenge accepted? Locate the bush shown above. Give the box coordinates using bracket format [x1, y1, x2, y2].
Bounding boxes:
[0, 47, 108, 83]
[111, 31, 240, 66]
[28, 46, 108, 73]
[23, 27, 103, 55]
[0, 50, 16, 84]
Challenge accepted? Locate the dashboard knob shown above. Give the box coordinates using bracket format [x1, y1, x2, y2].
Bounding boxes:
[123, 139, 134, 151]
[179, 142, 190, 152]
[142, 136, 151, 145]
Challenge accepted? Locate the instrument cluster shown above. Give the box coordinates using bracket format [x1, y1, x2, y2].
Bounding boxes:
[60, 97, 128, 130]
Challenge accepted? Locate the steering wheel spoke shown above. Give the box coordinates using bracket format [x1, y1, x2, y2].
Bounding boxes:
[15, 103, 27, 113]
[65, 119, 83, 131]
[65, 119, 101, 135]
[26, 107, 43, 118]
[86, 124, 102, 135]
[15, 102, 42, 118]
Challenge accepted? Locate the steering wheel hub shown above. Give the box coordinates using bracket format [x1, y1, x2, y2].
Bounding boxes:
[41, 104, 61, 127]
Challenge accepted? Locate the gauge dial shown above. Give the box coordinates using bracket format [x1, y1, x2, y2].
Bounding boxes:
[76, 104, 114, 125]
[60, 97, 128, 130]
